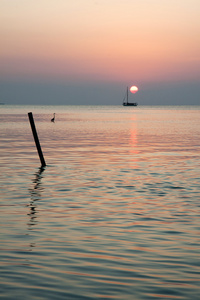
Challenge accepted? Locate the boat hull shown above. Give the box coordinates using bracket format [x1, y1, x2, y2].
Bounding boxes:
[123, 103, 138, 106]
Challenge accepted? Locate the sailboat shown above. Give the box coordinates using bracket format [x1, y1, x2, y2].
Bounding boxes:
[123, 87, 138, 106]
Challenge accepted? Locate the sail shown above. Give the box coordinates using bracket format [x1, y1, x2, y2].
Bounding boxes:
[122, 86, 138, 106]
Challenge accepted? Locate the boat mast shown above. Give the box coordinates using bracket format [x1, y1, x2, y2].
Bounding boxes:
[127, 86, 129, 104]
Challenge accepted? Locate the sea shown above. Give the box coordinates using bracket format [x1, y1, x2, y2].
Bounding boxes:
[0, 105, 200, 300]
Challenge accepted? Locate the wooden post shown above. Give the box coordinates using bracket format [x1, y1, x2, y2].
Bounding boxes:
[28, 112, 46, 167]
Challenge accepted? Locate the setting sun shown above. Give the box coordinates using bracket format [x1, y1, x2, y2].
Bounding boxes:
[130, 86, 139, 94]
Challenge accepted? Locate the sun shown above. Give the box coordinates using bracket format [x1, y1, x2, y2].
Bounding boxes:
[130, 86, 139, 94]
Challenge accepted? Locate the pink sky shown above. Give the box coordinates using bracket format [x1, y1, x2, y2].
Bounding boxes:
[1, 0, 200, 84]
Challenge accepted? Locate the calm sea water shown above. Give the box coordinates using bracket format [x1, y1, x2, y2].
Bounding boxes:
[0, 105, 200, 300]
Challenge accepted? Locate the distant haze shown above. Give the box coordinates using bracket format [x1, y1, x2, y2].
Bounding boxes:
[0, 0, 200, 105]
[1, 79, 199, 105]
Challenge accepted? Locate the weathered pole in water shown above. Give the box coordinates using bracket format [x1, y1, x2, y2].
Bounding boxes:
[28, 112, 46, 167]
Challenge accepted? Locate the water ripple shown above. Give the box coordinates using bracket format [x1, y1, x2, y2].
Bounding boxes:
[0, 106, 200, 299]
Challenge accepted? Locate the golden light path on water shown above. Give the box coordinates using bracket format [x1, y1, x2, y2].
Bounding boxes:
[0, 105, 200, 300]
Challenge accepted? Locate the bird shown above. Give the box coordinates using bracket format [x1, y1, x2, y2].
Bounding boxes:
[51, 113, 55, 122]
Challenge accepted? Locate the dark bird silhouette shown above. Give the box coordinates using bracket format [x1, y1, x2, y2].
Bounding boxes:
[51, 113, 55, 123]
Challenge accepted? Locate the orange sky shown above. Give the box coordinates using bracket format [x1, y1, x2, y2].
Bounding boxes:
[1, 0, 200, 84]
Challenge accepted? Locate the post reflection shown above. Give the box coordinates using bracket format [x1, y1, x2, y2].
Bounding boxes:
[27, 166, 45, 229]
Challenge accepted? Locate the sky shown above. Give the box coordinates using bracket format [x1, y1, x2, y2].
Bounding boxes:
[0, 0, 200, 105]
